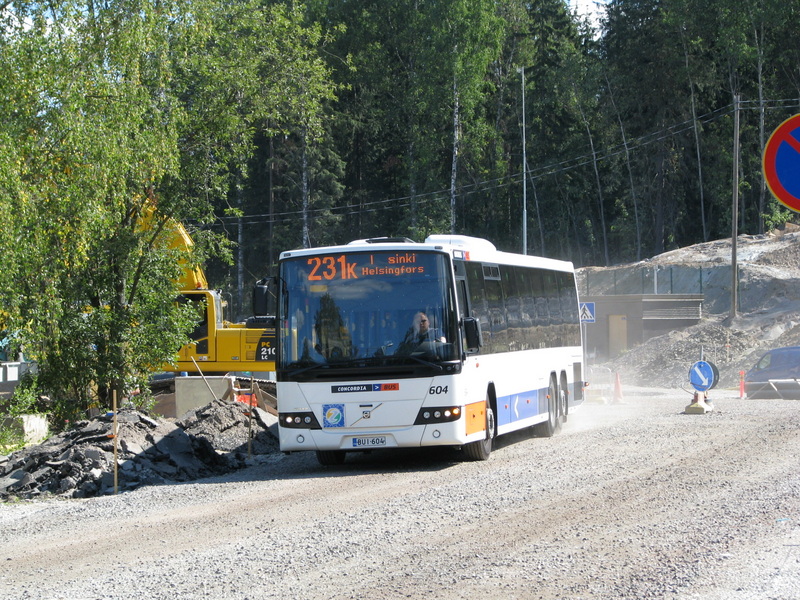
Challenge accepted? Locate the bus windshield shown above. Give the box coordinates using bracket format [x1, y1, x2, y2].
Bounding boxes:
[279, 249, 458, 378]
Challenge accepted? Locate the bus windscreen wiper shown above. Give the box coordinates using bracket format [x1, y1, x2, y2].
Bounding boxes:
[324, 355, 444, 371]
[383, 354, 444, 371]
[286, 361, 329, 377]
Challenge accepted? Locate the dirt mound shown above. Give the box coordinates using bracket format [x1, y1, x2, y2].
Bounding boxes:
[0, 399, 278, 500]
[601, 316, 758, 389]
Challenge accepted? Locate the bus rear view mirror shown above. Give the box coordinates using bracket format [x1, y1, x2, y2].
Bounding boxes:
[253, 277, 277, 317]
[463, 317, 482, 353]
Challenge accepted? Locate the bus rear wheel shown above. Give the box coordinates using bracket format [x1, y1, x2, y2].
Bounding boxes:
[316, 450, 346, 466]
[534, 375, 559, 438]
[463, 402, 495, 461]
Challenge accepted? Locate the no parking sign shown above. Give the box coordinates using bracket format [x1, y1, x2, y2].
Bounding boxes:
[763, 114, 800, 212]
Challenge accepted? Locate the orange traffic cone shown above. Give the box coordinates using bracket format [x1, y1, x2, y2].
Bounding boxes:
[613, 372, 624, 404]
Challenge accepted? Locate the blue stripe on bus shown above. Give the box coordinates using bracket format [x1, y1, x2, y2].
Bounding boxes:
[496, 387, 548, 427]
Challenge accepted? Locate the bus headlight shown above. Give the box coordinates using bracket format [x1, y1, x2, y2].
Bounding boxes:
[414, 406, 462, 425]
[279, 411, 322, 429]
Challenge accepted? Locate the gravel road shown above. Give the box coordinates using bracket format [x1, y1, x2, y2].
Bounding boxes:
[1, 387, 798, 600]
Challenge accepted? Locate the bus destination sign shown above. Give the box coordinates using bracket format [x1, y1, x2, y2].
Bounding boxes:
[306, 252, 426, 281]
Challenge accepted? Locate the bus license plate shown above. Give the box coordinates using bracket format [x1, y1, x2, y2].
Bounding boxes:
[352, 436, 387, 448]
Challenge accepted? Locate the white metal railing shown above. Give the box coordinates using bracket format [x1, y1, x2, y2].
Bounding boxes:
[747, 379, 800, 399]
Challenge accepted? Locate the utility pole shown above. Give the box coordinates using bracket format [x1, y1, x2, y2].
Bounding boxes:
[730, 94, 740, 319]
[518, 67, 527, 255]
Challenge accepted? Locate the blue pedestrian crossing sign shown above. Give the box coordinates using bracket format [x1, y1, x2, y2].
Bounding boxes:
[579, 302, 595, 323]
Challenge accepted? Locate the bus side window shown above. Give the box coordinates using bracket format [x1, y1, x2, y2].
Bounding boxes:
[560, 272, 581, 346]
[485, 278, 506, 353]
[457, 279, 481, 352]
[512, 266, 533, 350]
[457, 279, 469, 319]
[465, 262, 489, 352]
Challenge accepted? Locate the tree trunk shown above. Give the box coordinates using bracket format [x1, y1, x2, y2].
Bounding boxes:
[408, 137, 417, 231]
[527, 163, 545, 256]
[605, 73, 641, 260]
[576, 92, 610, 265]
[450, 74, 460, 235]
[301, 129, 310, 248]
[754, 20, 767, 234]
[679, 36, 708, 242]
[268, 134, 275, 269]
[235, 170, 245, 319]
[653, 152, 667, 256]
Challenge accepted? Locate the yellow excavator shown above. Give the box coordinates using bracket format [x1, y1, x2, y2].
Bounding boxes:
[146, 204, 277, 375]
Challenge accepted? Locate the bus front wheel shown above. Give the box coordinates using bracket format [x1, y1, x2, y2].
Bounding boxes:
[463, 401, 495, 461]
[316, 450, 346, 466]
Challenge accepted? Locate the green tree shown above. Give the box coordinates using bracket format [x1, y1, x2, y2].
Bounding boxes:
[505, 0, 603, 262]
[0, 0, 336, 423]
[0, 1, 205, 419]
[602, 0, 699, 257]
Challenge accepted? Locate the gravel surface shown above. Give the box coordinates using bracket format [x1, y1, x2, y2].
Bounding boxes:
[1, 387, 798, 600]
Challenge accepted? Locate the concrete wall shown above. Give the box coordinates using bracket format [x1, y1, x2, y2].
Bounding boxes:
[172, 376, 233, 419]
[583, 294, 703, 361]
[2, 414, 49, 446]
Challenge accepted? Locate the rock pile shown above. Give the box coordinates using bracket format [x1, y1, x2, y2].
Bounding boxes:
[0, 399, 279, 500]
[178, 399, 279, 455]
[602, 317, 759, 389]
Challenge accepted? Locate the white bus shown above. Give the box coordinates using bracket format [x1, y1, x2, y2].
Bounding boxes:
[276, 235, 585, 465]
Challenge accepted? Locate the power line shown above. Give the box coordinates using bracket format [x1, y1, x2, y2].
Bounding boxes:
[207, 98, 798, 228]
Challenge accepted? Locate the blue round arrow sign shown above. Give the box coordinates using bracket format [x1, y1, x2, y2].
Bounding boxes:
[689, 360, 718, 392]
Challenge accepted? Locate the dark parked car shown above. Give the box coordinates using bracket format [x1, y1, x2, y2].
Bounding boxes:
[744, 346, 800, 399]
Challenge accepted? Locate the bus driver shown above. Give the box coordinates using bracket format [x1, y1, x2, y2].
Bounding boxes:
[397, 311, 445, 354]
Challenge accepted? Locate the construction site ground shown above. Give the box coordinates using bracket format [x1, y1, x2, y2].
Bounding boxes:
[1, 387, 798, 599]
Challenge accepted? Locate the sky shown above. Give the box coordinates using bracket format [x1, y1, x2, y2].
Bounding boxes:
[569, 0, 608, 29]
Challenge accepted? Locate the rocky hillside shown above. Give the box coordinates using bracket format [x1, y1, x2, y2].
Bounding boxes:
[578, 226, 800, 389]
